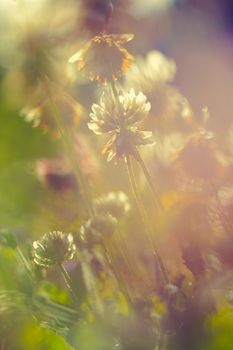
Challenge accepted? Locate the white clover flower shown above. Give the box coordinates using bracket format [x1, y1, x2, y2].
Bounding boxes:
[125, 50, 176, 91]
[88, 88, 154, 162]
[125, 51, 191, 122]
[80, 214, 117, 246]
[94, 191, 131, 219]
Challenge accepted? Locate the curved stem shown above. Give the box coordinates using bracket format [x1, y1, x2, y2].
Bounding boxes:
[59, 263, 77, 304]
[110, 80, 119, 100]
[102, 240, 133, 307]
[126, 155, 169, 285]
[17, 247, 34, 280]
[134, 147, 164, 211]
[45, 81, 95, 217]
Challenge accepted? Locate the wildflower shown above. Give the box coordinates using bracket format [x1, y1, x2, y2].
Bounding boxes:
[89, 88, 153, 162]
[35, 157, 77, 192]
[3, 0, 80, 107]
[94, 191, 130, 219]
[154, 132, 186, 167]
[175, 129, 222, 183]
[80, 214, 117, 245]
[130, 0, 174, 18]
[20, 87, 84, 136]
[125, 51, 191, 124]
[33, 231, 76, 267]
[68, 33, 134, 84]
[35, 135, 98, 191]
[126, 50, 176, 88]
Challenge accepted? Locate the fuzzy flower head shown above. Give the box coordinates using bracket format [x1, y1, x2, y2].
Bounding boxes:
[89, 88, 153, 162]
[94, 191, 131, 219]
[68, 33, 134, 84]
[175, 130, 222, 183]
[3, 0, 80, 107]
[33, 231, 76, 267]
[125, 50, 176, 90]
[80, 214, 117, 246]
[125, 51, 191, 124]
[20, 88, 84, 136]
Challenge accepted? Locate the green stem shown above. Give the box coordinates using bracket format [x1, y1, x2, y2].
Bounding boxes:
[45, 81, 95, 217]
[110, 80, 119, 100]
[134, 147, 164, 211]
[59, 263, 77, 304]
[16, 247, 34, 280]
[126, 155, 169, 285]
[115, 228, 135, 279]
[102, 240, 133, 307]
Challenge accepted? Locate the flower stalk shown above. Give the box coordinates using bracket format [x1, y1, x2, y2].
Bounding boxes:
[58, 263, 77, 304]
[102, 239, 133, 307]
[126, 155, 169, 285]
[133, 146, 164, 211]
[17, 247, 34, 280]
[45, 80, 95, 217]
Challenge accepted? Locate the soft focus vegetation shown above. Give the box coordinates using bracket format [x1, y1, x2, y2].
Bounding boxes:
[1, 0, 233, 349]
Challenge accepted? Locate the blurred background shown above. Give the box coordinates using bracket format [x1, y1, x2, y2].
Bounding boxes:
[1, 1, 233, 349]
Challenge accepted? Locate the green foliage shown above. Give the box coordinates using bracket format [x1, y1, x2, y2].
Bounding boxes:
[0, 1, 233, 349]
[201, 307, 233, 350]
[0, 95, 58, 225]
[20, 321, 74, 350]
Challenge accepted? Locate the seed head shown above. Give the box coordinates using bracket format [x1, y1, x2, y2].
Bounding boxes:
[69, 33, 134, 84]
[33, 231, 76, 267]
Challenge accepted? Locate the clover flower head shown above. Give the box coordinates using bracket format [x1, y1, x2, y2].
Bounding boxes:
[125, 50, 176, 92]
[88, 88, 154, 162]
[125, 51, 192, 123]
[20, 87, 84, 137]
[94, 191, 131, 219]
[4, 0, 80, 106]
[33, 231, 76, 267]
[68, 33, 134, 84]
[175, 130, 221, 182]
[80, 214, 117, 245]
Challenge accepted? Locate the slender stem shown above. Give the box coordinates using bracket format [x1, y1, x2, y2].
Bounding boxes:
[110, 80, 163, 214]
[134, 147, 164, 211]
[102, 240, 133, 307]
[80, 250, 104, 316]
[126, 155, 169, 285]
[16, 247, 34, 280]
[110, 80, 119, 100]
[45, 81, 95, 217]
[115, 228, 135, 279]
[59, 263, 77, 304]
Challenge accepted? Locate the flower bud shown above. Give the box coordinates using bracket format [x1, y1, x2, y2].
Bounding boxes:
[81, 214, 117, 245]
[33, 231, 76, 267]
